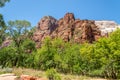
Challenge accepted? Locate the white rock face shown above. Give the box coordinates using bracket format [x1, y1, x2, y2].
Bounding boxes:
[95, 21, 120, 36]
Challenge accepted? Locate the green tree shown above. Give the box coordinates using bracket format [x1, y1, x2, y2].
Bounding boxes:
[34, 37, 55, 70]
[0, 14, 7, 46]
[0, 46, 16, 67]
[8, 20, 31, 53]
[7, 20, 36, 67]
[0, 0, 10, 7]
[0, 0, 10, 45]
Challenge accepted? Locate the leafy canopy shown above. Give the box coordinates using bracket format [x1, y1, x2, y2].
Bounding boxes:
[0, 0, 10, 7]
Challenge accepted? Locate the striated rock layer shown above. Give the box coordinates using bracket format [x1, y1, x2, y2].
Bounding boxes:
[33, 13, 101, 47]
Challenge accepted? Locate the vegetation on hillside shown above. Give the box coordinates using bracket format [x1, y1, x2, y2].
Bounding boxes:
[0, 26, 120, 79]
[0, 0, 120, 79]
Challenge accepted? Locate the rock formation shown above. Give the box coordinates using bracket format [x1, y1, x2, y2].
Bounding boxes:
[33, 13, 101, 47]
[0, 37, 12, 49]
[33, 16, 58, 48]
[95, 21, 120, 36]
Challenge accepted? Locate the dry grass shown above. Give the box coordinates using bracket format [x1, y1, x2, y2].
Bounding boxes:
[61, 74, 107, 80]
[12, 68, 107, 80]
[12, 67, 46, 78]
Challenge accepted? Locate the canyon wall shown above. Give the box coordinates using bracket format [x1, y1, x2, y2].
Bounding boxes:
[33, 13, 119, 47]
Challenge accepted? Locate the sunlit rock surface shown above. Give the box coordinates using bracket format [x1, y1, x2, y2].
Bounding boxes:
[95, 21, 120, 36]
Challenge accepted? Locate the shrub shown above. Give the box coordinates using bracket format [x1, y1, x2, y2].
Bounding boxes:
[46, 68, 61, 80]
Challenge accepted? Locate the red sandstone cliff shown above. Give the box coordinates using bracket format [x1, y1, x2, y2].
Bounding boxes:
[33, 13, 101, 47]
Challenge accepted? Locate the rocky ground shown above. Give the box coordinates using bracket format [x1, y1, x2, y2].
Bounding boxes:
[0, 73, 17, 80]
[0, 73, 107, 80]
[0, 68, 107, 80]
[0, 73, 46, 80]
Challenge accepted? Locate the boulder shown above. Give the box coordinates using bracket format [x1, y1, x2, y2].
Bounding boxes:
[20, 75, 46, 80]
[20, 75, 37, 80]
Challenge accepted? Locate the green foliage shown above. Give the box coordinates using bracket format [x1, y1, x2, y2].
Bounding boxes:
[1, 25, 120, 79]
[0, 20, 36, 68]
[0, 0, 10, 44]
[0, 46, 16, 67]
[0, 45, 32, 67]
[0, 0, 119, 79]
[46, 68, 61, 80]
[0, 14, 7, 45]
[34, 37, 82, 74]
[32, 31, 120, 79]
[0, 0, 10, 7]
[22, 38, 36, 53]
[7, 20, 31, 53]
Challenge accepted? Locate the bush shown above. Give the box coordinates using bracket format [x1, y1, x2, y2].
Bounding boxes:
[0, 46, 16, 67]
[1, 29, 120, 79]
[46, 68, 61, 80]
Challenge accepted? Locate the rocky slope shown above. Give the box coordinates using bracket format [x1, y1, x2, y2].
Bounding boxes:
[33, 13, 119, 47]
[95, 21, 120, 36]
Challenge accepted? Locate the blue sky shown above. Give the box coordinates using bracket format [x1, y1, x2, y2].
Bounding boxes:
[0, 0, 120, 26]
